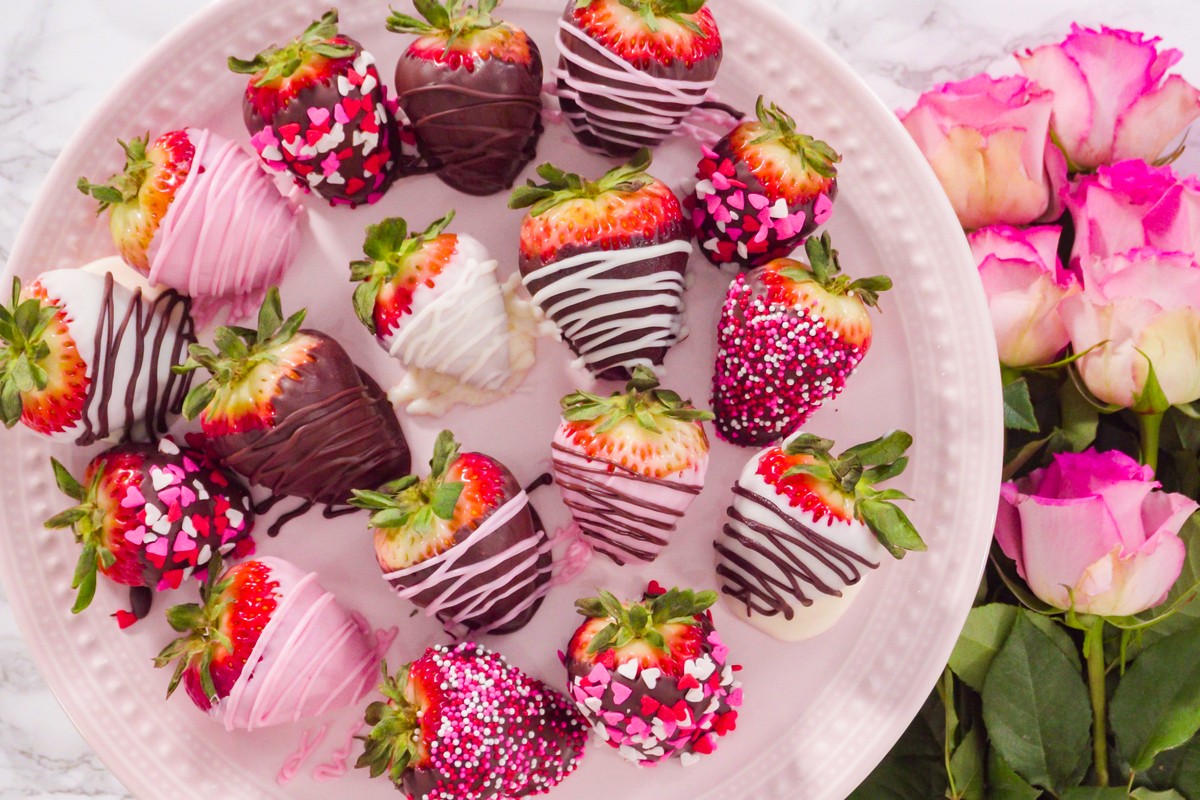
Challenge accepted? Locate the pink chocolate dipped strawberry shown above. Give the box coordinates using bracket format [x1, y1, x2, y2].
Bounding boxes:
[351, 430, 551, 635]
[388, 0, 544, 196]
[231, 10, 401, 207]
[175, 288, 411, 528]
[78, 131, 300, 323]
[155, 555, 381, 729]
[509, 150, 692, 380]
[554, 0, 722, 157]
[44, 438, 254, 621]
[712, 234, 891, 447]
[357, 642, 587, 798]
[552, 367, 710, 565]
[564, 582, 742, 766]
[0, 267, 194, 445]
[715, 430, 925, 641]
[693, 97, 840, 270]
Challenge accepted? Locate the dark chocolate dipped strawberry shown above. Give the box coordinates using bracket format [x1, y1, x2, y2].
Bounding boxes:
[508, 150, 691, 380]
[351, 430, 551, 635]
[230, 9, 400, 207]
[358, 642, 587, 798]
[175, 288, 411, 527]
[44, 438, 254, 623]
[554, 0, 721, 157]
[715, 430, 924, 641]
[564, 582, 742, 766]
[0, 269, 194, 445]
[693, 96, 840, 269]
[712, 234, 890, 447]
[387, 0, 543, 196]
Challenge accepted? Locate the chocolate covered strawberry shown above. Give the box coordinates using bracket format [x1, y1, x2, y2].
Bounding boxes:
[351, 211, 538, 415]
[44, 438, 254, 620]
[0, 266, 194, 444]
[351, 430, 550, 635]
[155, 555, 381, 729]
[388, 0, 543, 195]
[693, 97, 840, 269]
[555, 0, 721, 156]
[564, 582, 741, 766]
[509, 150, 691, 380]
[715, 431, 925, 641]
[176, 288, 411, 526]
[358, 642, 587, 798]
[231, 9, 400, 207]
[712, 234, 891, 447]
[78, 131, 300, 323]
[552, 367, 710, 564]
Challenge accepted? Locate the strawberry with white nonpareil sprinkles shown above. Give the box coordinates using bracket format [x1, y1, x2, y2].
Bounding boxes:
[552, 367, 711, 565]
[692, 97, 840, 270]
[350, 430, 553, 636]
[231, 9, 400, 207]
[350, 211, 539, 415]
[78, 130, 300, 323]
[711, 233, 891, 447]
[357, 642, 587, 798]
[715, 431, 925, 641]
[564, 582, 742, 766]
[155, 555, 382, 730]
[388, 0, 544, 196]
[44, 438, 255, 624]
[0, 267, 194, 445]
[509, 149, 692, 380]
[554, 0, 722, 157]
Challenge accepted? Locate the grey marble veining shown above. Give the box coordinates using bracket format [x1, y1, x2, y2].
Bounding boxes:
[2, 1, 1199, 797]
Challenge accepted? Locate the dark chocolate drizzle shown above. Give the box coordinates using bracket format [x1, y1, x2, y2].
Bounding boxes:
[524, 472, 553, 494]
[714, 484, 879, 620]
[551, 442, 698, 565]
[76, 272, 195, 446]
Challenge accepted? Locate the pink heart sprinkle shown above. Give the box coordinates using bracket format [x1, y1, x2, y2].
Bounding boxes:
[158, 487, 180, 506]
[727, 688, 744, 706]
[728, 192, 745, 210]
[626, 717, 648, 736]
[307, 106, 331, 126]
[588, 664, 611, 685]
[120, 486, 145, 509]
[814, 192, 834, 223]
[748, 193, 770, 210]
[601, 711, 625, 725]
[335, 102, 351, 125]
[610, 682, 632, 704]
[179, 487, 196, 506]
[124, 526, 147, 546]
[174, 532, 197, 553]
[146, 537, 169, 557]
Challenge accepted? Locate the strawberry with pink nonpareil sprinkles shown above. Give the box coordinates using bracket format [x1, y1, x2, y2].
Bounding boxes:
[44, 437, 256, 624]
[232, 10, 401, 207]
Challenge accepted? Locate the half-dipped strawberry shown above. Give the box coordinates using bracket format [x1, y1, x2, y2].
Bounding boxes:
[78, 132, 300, 323]
[509, 150, 692, 380]
[351, 212, 537, 414]
[388, 0, 543, 195]
[357, 642, 587, 798]
[693, 97, 840, 269]
[0, 268, 194, 444]
[552, 367, 710, 564]
[176, 288, 411, 523]
[351, 430, 550, 635]
[715, 430, 925, 641]
[155, 555, 381, 729]
[712, 233, 891, 446]
[564, 583, 742, 765]
[44, 439, 254, 620]
[555, 0, 721, 156]
[231, 9, 400, 206]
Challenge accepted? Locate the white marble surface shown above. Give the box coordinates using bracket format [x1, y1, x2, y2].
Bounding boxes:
[2, 0, 1200, 797]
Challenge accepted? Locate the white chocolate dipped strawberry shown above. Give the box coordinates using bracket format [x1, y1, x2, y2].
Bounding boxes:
[350, 212, 538, 416]
[155, 555, 382, 731]
[714, 431, 926, 641]
[552, 367, 711, 565]
[0, 263, 195, 445]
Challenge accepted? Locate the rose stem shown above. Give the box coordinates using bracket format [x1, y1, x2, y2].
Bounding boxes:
[1085, 618, 1109, 786]
[1139, 412, 1163, 473]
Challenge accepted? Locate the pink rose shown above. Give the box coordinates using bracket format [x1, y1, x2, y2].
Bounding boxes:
[1067, 160, 1200, 266]
[1018, 25, 1200, 172]
[1060, 249, 1200, 408]
[899, 74, 1064, 230]
[969, 224, 1080, 367]
[996, 449, 1195, 617]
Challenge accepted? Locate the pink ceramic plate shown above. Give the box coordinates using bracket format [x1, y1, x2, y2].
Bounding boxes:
[0, 0, 1001, 797]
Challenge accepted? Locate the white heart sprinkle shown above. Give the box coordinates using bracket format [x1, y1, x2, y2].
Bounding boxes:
[196, 544, 212, 566]
[770, 198, 789, 218]
[716, 220, 727, 233]
[150, 468, 172, 491]
[260, 145, 283, 162]
[641, 668, 661, 689]
[194, 481, 209, 501]
[143, 505, 162, 526]
[219, 542, 235, 555]
[583, 696, 603, 713]
[686, 687, 705, 703]
[736, 241, 749, 259]
[681, 752, 701, 767]
[181, 517, 197, 537]
[592, 721, 610, 741]
[705, 697, 721, 714]
[152, 517, 172, 536]
[337, 75, 353, 95]
[326, 171, 346, 185]
[618, 745, 646, 763]
[703, 237, 720, 252]
[694, 179, 715, 197]
[645, 746, 665, 758]
[158, 439, 180, 455]
[616, 661, 639, 680]
[226, 509, 244, 529]
[359, 74, 377, 95]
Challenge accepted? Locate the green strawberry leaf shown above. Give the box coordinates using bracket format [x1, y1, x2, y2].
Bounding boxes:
[430, 482, 463, 520]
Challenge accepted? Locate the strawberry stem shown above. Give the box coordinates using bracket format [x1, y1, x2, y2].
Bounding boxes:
[228, 9, 356, 87]
[560, 366, 712, 434]
[386, 0, 508, 49]
[153, 554, 235, 703]
[575, 585, 717, 655]
[575, 0, 710, 35]
[349, 430, 464, 533]
[0, 277, 61, 427]
[749, 96, 840, 179]
[778, 233, 892, 308]
[76, 135, 154, 212]
[508, 149, 655, 217]
[356, 661, 423, 786]
[350, 211, 456, 334]
[44, 457, 114, 613]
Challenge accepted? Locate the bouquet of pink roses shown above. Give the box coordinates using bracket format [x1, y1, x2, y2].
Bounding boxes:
[854, 25, 1200, 799]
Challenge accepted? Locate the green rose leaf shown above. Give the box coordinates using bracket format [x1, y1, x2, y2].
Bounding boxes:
[1003, 377, 1039, 432]
[981, 613, 1091, 792]
[949, 724, 985, 800]
[988, 750, 1040, 800]
[847, 698, 946, 800]
[1144, 735, 1200, 798]
[1111, 624, 1200, 772]
[948, 603, 1018, 692]
[1060, 790, 1134, 799]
